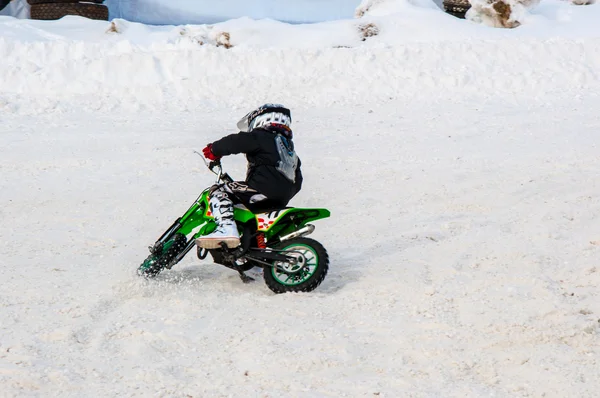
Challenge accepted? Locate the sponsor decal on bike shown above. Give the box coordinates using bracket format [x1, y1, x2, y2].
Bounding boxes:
[256, 209, 290, 231]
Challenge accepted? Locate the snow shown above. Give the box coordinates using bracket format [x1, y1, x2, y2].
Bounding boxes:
[105, 0, 361, 25]
[2, 1, 600, 396]
[0, 0, 28, 19]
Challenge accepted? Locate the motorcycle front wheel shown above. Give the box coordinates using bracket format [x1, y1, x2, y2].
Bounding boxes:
[138, 233, 188, 278]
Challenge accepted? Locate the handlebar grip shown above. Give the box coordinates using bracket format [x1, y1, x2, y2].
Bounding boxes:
[208, 160, 221, 170]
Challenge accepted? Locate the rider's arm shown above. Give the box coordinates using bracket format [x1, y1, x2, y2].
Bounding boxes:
[210, 132, 260, 157]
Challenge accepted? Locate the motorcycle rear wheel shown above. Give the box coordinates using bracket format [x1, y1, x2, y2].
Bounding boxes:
[264, 237, 329, 294]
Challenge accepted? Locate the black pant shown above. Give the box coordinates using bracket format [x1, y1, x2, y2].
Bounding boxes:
[211, 182, 285, 213]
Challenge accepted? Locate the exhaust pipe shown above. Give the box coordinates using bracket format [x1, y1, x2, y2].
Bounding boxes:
[279, 224, 315, 242]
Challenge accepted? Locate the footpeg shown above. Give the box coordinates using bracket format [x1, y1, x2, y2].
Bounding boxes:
[197, 247, 209, 260]
[238, 271, 255, 284]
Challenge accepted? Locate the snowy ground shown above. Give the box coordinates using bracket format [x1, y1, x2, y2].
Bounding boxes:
[2, 1, 600, 397]
[3, 97, 600, 397]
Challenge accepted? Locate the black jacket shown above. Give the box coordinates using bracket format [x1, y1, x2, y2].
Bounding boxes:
[211, 128, 303, 205]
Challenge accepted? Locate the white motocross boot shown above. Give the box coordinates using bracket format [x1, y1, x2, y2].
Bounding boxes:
[196, 191, 240, 249]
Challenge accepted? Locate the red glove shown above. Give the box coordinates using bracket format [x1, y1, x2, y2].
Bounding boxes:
[202, 144, 221, 161]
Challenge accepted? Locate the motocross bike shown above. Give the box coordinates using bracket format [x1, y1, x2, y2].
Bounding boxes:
[137, 153, 331, 294]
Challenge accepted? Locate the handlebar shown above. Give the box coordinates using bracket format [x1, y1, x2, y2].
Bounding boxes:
[194, 150, 234, 184]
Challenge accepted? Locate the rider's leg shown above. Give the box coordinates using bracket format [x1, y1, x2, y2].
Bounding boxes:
[196, 185, 240, 249]
[196, 182, 274, 249]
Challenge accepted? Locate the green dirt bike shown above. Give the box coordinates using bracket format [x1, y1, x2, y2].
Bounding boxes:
[137, 152, 331, 294]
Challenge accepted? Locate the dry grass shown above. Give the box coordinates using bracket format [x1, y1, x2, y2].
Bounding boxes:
[179, 28, 205, 45]
[492, 1, 517, 28]
[355, 3, 369, 17]
[469, 0, 524, 28]
[215, 32, 233, 49]
[105, 21, 121, 34]
[355, 0, 384, 18]
[359, 23, 380, 41]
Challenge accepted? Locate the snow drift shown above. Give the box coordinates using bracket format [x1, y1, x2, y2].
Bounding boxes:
[1, 0, 600, 115]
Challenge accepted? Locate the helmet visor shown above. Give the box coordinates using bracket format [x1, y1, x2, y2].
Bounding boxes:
[236, 111, 252, 132]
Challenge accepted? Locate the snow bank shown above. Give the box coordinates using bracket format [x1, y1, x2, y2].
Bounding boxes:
[1, 3, 600, 115]
[1, 1, 600, 115]
[2, 35, 600, 116]
[467, 0, 540, 28]
[356, 0, 441, 17]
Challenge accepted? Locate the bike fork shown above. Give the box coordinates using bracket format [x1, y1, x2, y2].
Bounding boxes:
[149, 218, 182, 254]
[165, 239, 196, 270]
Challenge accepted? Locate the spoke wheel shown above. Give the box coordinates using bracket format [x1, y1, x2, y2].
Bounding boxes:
[138, 233, 187, 278]
[264, 237, 329, 294]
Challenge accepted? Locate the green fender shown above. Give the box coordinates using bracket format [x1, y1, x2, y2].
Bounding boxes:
[234, 207, 330, 240]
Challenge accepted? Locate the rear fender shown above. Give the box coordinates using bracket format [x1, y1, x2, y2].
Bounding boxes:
[255, 208, 331, 240]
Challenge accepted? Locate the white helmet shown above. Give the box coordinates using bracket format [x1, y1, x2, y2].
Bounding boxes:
[237, 104, 292, 132]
